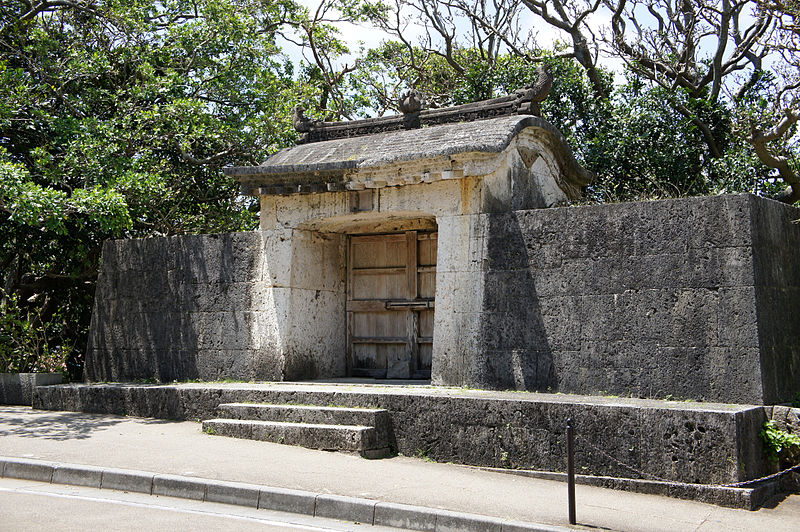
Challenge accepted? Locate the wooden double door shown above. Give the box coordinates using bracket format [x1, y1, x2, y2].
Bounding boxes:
[347, 231, 437, 379]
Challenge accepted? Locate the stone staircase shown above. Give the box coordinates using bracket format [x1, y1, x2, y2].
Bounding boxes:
[201, 403, 392, 458]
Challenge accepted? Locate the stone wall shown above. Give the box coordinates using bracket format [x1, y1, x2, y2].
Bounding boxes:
[86, 231, 346, 382]
[750, 199, 800, 404]
[87, 194, 799, 404]
[433, 194, 800, 405]
[33, 383, 771, 485]
[0, 373, 62, 405]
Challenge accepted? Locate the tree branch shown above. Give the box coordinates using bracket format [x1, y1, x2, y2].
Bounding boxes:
[748, 108, 800, 203]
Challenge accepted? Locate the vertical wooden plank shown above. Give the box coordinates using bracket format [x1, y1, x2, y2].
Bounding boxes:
[407, 230, 418, 377]
[346, 235, 354, 376]
[406, 230, 417, 300]
[346, 310, 353, 375]
[422, 231, 436, 376]
[408, 310, 419, 376]
[417, 233, 429, 266]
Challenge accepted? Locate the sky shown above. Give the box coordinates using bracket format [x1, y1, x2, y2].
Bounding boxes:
[283, 0, 626, 82]
[282, 0, 766, 97]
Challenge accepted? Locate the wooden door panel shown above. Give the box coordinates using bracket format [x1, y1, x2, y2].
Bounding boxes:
[351, 234, 405, 268]
[352, 311, 407, 338]
[417, 233, 437, 266]
[419, 309, 435, 337]
[416, 308, 434, 376]
[352, 343, 408, 377]
[352, 343, 385, 370]
[417, 232, 437, 301]
[417, 344, 433, 374]
[418, 271, 436, 299]
[351, 272, 407, 300]
[348, 231, 436, 379]
[352, 344, 387, 376]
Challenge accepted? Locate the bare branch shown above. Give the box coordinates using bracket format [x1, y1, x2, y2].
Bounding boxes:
[520, 0, 609, 97]
[17, 0, 98, 23]
[178, 144, 236, 166]
[748, 108, 800, 203]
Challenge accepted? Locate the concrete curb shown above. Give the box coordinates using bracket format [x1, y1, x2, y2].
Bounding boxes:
[473, 466, 780, 511]
[0, 456, 570, 532]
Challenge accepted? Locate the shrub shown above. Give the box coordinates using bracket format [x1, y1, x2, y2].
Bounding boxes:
[0, 292, 69, 374]
[760, 421, 800, 465]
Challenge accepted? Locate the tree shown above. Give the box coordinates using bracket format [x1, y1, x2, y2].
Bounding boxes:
[745, 0, 800, 203]
[369, 0, 609, 98]
[369, 0, 797, 204]
[284, 0, 390, 119]
[0, 0, 306, 376]
[606, 1, 771, 156]
[605, 0, 798, 201]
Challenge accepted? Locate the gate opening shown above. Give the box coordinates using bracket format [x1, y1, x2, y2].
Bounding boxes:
[346, 230, 437, 379]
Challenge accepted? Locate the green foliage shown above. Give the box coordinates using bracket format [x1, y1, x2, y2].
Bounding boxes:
[0, 0, 310, 377]
[1, 152, 132, 235]
[350, 44, 774, 204]
[0, 291, 70, 374]
[760, 421, 800, 464]
[415, 448, 436, 462]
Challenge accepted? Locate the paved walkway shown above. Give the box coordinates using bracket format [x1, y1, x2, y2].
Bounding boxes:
[1, 406, 798, 531]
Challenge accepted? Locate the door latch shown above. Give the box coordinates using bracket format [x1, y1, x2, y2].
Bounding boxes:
[385, 300, 434, 310]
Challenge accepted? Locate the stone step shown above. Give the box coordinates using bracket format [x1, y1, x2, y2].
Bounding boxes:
[217, 403, 389, 431]
[201, 419, 391, 458]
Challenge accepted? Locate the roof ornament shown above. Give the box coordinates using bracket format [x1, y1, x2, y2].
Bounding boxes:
[292, 105, 323, 143]
[290, 67, 555, 144]
[398, 89, 425, 129]
[513, 64, 553, 117]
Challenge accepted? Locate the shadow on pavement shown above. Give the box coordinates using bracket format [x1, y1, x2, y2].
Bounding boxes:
[761, 492, 793, 509]
[0, 406, 172, 441]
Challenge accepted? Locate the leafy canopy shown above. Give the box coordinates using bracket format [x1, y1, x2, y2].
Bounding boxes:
[0, 0, 310, 376]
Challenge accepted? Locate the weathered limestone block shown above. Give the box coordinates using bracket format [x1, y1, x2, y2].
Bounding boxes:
[431, 214, 486, 387]
[433, 194, 800, 405]
[271, 193, 348, 231]
[86, 230, 346, 383]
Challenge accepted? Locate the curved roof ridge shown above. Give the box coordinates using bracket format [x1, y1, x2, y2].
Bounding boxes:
[224, 115, 594, 190]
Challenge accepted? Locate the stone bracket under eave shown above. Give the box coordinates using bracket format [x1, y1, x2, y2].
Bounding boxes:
[224, 165, 353, 197]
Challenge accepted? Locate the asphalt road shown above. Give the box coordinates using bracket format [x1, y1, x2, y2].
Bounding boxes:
[0, 478, 408, 532]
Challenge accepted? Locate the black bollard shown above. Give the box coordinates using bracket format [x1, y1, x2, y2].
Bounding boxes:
[567, 417, 576, 525]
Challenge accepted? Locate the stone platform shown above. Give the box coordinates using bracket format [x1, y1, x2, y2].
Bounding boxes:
[33, 381, 772, 489]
